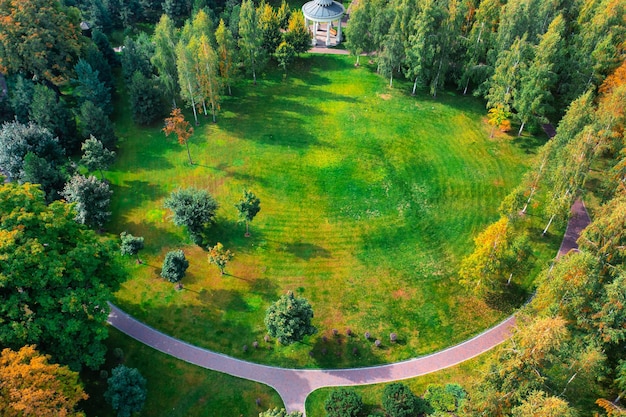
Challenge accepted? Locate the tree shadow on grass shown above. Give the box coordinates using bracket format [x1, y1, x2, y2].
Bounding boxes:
[284, 241, 331, 260]
[484, 282, 529, 313]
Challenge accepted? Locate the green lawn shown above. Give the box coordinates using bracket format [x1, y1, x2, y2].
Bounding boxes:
[81, 328, 283, 417]
[107, 54, 555, 368]
[305, 346, 496, 416]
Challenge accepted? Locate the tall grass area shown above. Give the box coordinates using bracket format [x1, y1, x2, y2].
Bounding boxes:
[107, 54, 555, 368]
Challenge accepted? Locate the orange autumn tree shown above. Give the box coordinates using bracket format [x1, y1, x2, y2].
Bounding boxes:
[163, 108, 195, 165]
[0, 345, 88, 417]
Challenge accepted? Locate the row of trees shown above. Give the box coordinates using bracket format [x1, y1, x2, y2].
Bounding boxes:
[346, 0, 624, 134]
[460, 55, 626, 415]
[323, 382, 466, 417]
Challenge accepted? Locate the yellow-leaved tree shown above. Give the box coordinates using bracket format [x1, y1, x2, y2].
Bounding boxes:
[0, 345, 88, 417]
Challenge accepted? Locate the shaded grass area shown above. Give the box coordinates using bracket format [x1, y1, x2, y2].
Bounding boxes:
[81, 328, 283, 417]
[305, 346, 496, 416]
[107, 54, 555, 368]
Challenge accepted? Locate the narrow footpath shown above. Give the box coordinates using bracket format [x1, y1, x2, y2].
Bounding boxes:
[107, 200, 590, 415]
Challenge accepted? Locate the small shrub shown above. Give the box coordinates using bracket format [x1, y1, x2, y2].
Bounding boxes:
[390, 333, 397, 343]
[243, 345, 248, 352]
[346, 328, 352, 336]
[264, 335, 270, 343]
[253, 341, 259, 349]
[375, 339, 381, 348]
[365, 331, 371, 340]
[352, 347, 358, 355]
[113, 348, 124, 361]
[332, 328, 338, 336]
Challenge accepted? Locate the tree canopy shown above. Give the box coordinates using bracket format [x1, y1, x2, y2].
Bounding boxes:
[104, 365, 147, 417]
[0, 345, 88, 417]
[264, 292, 317, 345]
[0, 182, 124, 370]
[0, 0, 83, 84]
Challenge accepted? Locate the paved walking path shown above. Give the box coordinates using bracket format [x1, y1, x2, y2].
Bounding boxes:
[108, 305, 515, 414]
[107, 200, 591, 415]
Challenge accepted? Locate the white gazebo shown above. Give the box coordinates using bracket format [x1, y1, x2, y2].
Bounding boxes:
[302, 0, 345, 46]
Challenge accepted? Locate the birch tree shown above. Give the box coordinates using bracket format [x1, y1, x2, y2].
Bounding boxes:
[152, 14, 179, 108]
[215, 19, 238, 95]
[238, 0, 267, 84]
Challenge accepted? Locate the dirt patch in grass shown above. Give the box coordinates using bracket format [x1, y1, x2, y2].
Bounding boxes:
[378, 93, 392, 100]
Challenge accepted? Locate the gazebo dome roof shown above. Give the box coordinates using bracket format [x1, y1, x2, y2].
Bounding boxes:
[302, 0, 345, 22]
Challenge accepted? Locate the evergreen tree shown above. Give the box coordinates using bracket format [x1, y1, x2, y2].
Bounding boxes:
[81, 135, 116, 179]
[160, 249, 189, 283]
[73, 59, 112, 115]
[121, 33, 155, 84]
[264, 292, 317, 345]
[61, 174, 113, 229]
[8, 74, 35, 123]
[29, 84, 78, 152]
[129, 70, 164, 125]
[77, 100, 117, 150]
[105, 365, 147, 417]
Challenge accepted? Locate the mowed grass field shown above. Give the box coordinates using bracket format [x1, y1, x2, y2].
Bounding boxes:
[107, 54, 547, 368]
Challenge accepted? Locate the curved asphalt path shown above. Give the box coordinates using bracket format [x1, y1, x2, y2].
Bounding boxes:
[107, 200, 590, 415]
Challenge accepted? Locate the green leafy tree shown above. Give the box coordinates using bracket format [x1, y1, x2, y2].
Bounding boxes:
[424, 384, 456, 413]
[0, 182, 124, 369]
[73, 59, 112, 115]
[128, 70, 164, 126]
[163, 0, 192, 25]
[81, 136, 116, 179]
[0, 345, 88, 417]
[120, 232, 145, 264]
[258, 2, 282, 54]
[235, 189, 261, 236]
[276, 0, 291, 29]
[176, 23, 200, 125]
[265, 292, 317, 345]
[259, 408, 302, 417]
[215, 18, 238, 95]
[345, 0, 374, 65]
[61, 174, 112, 229]
[193, 33, 221, 123]
[513, 14, 565, 136]
[275, 41, 296, 75]
[486, 34, 531, 113]
[207, 242, 234, 275]
[104, 365, 147, 417]
[511, 391, 578, 417]
[382, 383, 426, 417]
[0, 0, 82, 84]
[283, 11, 311, 56]
[163, 187, 219, 244]
[324, 387, 363, 417]
[77, 100, 117, 150]
[239, 0, 267, 84]
[152, 14, 180, 107]
[161, 249, 189, 283]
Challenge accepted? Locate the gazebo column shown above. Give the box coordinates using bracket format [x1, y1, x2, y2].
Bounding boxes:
[326, 22, 331, 46]
[337, 19, 342, 44]
[312, 21, 318, 46]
